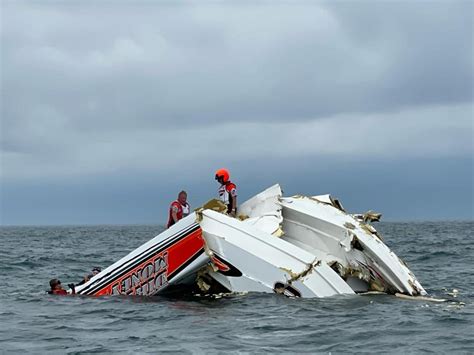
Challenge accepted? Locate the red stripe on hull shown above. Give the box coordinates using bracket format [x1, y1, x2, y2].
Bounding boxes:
[94, 228, 204, 296]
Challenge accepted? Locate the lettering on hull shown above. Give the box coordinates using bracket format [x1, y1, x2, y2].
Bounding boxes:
[88, 227, 205, 296]
[111, 252, 169, 296]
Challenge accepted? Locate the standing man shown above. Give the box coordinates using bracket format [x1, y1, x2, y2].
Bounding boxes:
[215, 168, 237, 216]
[167, 191, 190, 228]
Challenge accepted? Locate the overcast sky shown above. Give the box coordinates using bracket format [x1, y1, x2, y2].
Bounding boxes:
[1, 0, 473, 225]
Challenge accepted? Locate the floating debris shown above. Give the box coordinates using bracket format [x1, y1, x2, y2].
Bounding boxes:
[395, 293, 447, 302]
[447, 289, 459, 297]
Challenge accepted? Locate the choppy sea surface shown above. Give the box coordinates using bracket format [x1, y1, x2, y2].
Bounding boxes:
[0, 222, 472, 354]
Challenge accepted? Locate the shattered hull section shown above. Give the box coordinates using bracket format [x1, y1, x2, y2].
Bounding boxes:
[238, 184, 284, 236]
[199, 209, 355, 298]
[280, 196, 426, 296]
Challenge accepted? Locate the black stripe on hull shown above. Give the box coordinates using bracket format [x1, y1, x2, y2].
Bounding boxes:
[82, 224, 200, 295]
[79, 223, 200, 295]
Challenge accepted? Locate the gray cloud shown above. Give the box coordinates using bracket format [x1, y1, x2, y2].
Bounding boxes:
[1, 1, 473, 181]
[2, 102, 472, 180]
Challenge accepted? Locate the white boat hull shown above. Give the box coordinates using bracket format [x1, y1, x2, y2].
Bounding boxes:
[280, 196, 426, 296]
[70, 184, 426, 299]
[199, 209, 355, 298]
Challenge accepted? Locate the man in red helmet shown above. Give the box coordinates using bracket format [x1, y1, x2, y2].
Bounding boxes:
[215, 168, 237, 216]
[167, 190, 190, 228]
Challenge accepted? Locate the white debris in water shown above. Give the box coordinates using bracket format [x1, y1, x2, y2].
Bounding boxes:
[447, 289, 459, 297]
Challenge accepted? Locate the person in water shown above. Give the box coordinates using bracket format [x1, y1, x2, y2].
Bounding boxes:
[77, 267, 102, 286]
[167, 190, 190, 228]
[215, 168, 237, 216]
[48, 279, 69, 295]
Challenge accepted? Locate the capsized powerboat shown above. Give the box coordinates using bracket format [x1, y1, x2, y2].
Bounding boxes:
[70, 184, 426, 298]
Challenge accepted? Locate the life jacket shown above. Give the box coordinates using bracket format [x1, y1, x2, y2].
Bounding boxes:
[49, 289, 68, 295]
[167, 200, 190, 228]
[218, 181, 237, 213]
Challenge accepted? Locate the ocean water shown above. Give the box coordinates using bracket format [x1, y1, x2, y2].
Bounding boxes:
[0, 222, 472, 354]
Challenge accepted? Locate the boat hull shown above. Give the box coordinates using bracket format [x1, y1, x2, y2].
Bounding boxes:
[280, 196, 426, 296]
[71, 185, 426, 299]
[199, 209, 355, 298]
[74, 213, 208, 296]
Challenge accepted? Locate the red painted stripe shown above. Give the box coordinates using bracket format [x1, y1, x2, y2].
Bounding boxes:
[93, 228, 204, 296]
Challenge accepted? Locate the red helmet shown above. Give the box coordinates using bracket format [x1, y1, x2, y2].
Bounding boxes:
[215, 168, 230, 183]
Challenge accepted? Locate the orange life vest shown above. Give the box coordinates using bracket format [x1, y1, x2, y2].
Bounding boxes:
[49, 289, 68, 295]
[167, 200, 189, 228]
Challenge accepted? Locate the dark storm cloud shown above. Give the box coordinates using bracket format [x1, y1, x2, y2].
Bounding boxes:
[0, 1, 473, 225]
[2, 1, 472, 134]
[0, 1, 472, 182]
